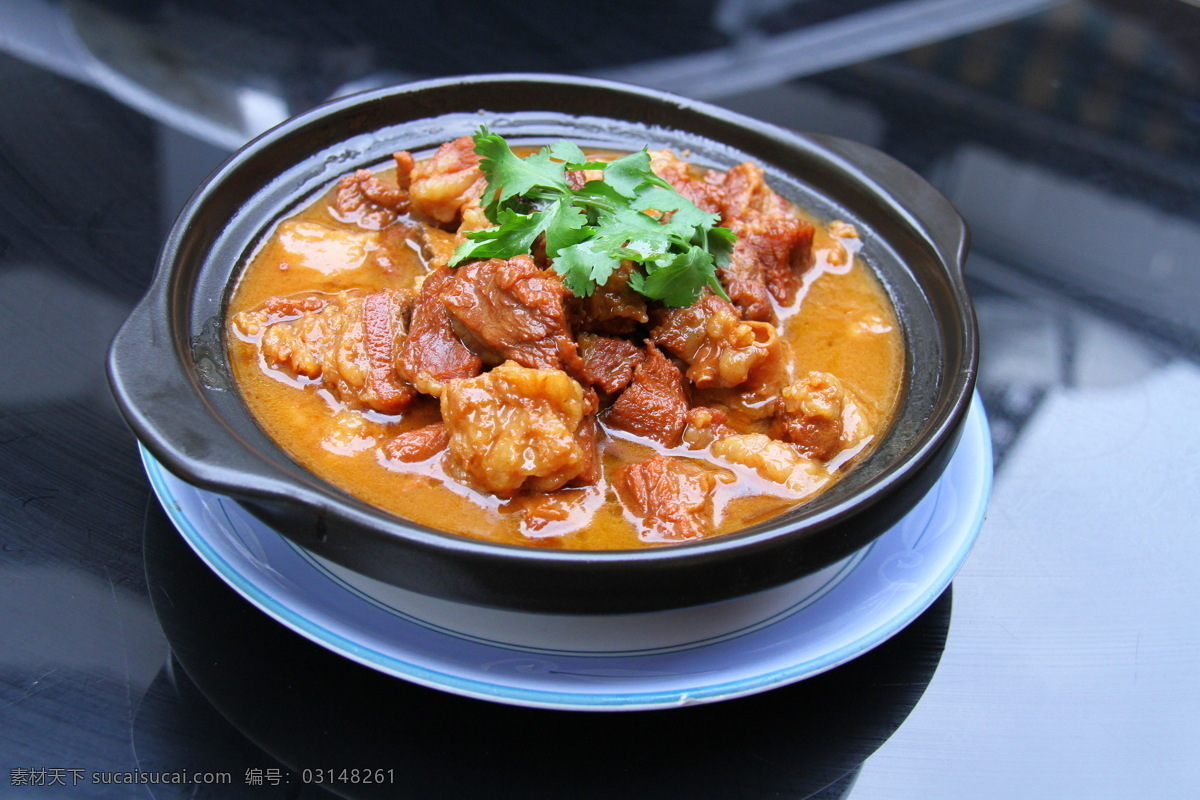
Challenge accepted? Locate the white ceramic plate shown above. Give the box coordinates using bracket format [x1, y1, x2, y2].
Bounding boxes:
[143, 396, 991, 711]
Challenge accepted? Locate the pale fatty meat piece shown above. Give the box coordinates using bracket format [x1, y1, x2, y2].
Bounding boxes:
[681, 407, 738, 450]
[260, 220, 378, 276]
[710, 433, 828, 498]
[441, 255, 577, 370]
[440, 362, 593, 497]
[233, 289, 416, 415]
[397, 266, 483, 396]
[650, 293, 779, 389]
[613, 455, 729, 542]
[603, 342, 690, 447]
[408, 136, 485, 226]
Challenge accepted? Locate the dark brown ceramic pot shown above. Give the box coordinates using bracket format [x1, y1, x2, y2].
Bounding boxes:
[108, 74, 976, 614]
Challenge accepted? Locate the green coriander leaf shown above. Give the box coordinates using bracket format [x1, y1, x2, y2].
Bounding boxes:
[473, 128, 569, 215]
[635, 185, 719, 231]
[542, 200, 592, 259]
[552, 239, 622, 296]
[704, 225, 738, 269]
[547, 140, 588, 166]
[601, 149, 666, 198]
[634, 245, 719, 307]
[449, 206, 551, 265]
[459, 129, 740, 307]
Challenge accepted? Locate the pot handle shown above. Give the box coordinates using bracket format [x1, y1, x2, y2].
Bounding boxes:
[805, 134, 970, 279]
[106, 288, 297, 501]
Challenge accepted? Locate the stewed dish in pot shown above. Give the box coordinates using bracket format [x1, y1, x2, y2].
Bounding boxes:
[226, 130, 904, 549]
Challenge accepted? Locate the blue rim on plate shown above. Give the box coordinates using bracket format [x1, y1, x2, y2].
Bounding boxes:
[143, 395, 991, 711]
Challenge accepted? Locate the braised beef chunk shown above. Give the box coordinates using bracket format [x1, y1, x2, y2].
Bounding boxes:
[713, 162, 815, 308]
[566, 168, 604, 191]
[650, 293, 779, 389]
[233, 288, 416, 415]
[398, 267, 483, 396]
[613, 455, 728, 542]
[382, 422, 449, 463]
[331, 169, 409, 230]
[360, 290, 418, 413]
[716, 260, 776, 322]
[441, 255, 577, 370]
[440, 362, 592, 496]
[568, 261, 649, 334]
[408, 136, 484, 226]
[572, 333, 646, 394]
[604, 342, 689, 447]
[774, 373, 850, 461]
[710, 162, 788, 223]
[730, 214, 814, 307]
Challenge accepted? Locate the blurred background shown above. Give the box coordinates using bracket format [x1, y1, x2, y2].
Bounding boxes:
[2, 0, 1198, 796]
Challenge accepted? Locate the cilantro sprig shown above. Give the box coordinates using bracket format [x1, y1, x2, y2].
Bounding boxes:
[447, 128, 735, 307]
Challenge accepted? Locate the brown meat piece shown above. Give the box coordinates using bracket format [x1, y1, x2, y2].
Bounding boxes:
[604, 342, 689, 447]
[381, 422, 449, 464]
[441, 255, 577, 370]
[566, 168, 604, 191]
[331, 169, 409, 230]
[440, 362, 592, 497]
[568, 261, 649, 335]
[233, 289, 416, 415]
[713, 162, 815, 309]
[613, 455, 728, 542]
[572, 334, 646, 394]
[412, 225, 460, 270]
[650, 293, 779, 389]
[398, 267, 483, 396]
[729, 213, 814, 308]
[716, 259, 776, 323]
[408, 136, 485, 226]
[711, 162, 791, 224]
[506, 486, 603, 540]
